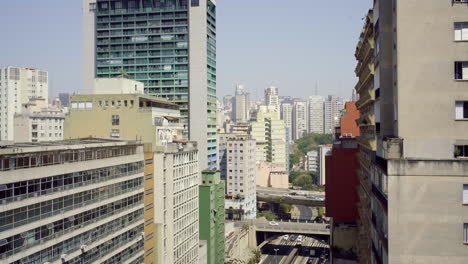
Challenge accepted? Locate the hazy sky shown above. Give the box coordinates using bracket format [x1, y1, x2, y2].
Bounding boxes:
[0, 0, 371, 100]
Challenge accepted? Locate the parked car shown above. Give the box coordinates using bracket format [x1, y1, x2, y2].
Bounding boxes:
[296, 235, 303, 242]
[283, 234, 289, 241]
[269, 221, 279, 226]
[290, 235, 297, 241]
[325, 225, 330, 229]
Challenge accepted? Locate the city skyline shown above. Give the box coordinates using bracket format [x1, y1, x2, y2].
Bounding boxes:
[0, 0, 371, 99]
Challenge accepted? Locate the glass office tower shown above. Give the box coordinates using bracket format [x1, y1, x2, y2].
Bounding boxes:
[84, 0, 217, 169]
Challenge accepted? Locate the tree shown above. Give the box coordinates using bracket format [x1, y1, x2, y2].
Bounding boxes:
[280, 203, 293, 214]
[257, 210, 278, 221]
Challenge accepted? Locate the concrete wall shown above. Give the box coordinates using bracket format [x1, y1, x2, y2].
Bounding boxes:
[388, 160, 468, 264]
[395, 1, 468, 159]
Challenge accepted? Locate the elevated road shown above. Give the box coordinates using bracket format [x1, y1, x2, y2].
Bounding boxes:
[257, 193, 325, 207]
[257, 187, 325, 207]
[235, 219, 330, 236]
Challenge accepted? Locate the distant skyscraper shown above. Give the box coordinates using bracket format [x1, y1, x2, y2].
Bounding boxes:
[281, 103, 293, 142]
[265, 86, 280, 118]
[307, 96, 324, 134]
[233, 84, 250, 123]
[59, 92, 70, 107]
[0, 66, 48, 141]
[83, 0, 217, 169]
[251, 105, 287, 168]
[324, 95, 344, 134]
[292, 100, 308, 140]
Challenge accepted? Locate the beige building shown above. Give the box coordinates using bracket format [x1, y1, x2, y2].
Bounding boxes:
[0, 67, 48, 141]
[154, 142, 200, 264]
[14, 98, 64, 142]
[251, 105, 287, 168]
[355, 2, 468, 264]
[64, 78, 196, 264]
[256, 161, 288, 189]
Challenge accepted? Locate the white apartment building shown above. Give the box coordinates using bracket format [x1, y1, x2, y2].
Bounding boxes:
[265, 86, 280, 119]
[251, 105, 287, 168]
[293, 100, 308, 141]
[281, 103, 293, 143]
[0, 67, 48, 141]
[154, 142, 200, 264]
[306, 150, 318, 172]
[233, 85, 250, 123]
[318, 145, 331, 186]
[219, 133, 257, 220]
[0, 138, 145, 264]
[324, 95, 344, 135]
[307, 96, 324, 134]
[14, 99, 64, 142]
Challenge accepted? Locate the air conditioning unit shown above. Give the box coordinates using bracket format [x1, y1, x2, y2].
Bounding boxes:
[81, 245, 88, 252]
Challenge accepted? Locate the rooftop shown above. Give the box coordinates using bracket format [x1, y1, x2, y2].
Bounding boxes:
[0, 137, 141, 155]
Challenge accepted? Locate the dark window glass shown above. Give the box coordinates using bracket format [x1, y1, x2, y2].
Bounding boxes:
[191, 0, 199, 6]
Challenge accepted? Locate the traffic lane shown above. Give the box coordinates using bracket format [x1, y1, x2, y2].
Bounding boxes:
[262, 243, 295, 264]
[296, 205, 313, 220]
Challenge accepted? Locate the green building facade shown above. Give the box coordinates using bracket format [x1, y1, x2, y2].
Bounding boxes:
[90, 0, 217, 169]
[199, 170, 225, 264]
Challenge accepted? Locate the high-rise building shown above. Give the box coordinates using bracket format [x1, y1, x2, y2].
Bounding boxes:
[292, 100, 308, 140]
[324, 95, 344, 135]
[154, 141, 200, 264]
[306, 150, 318, 172]
[14, 98, 65, 142]
[265, 86, 280, 118]
[307, 95, 324, 134]
[83, 0, 217, 169]
[64, 78, 188, 263]
[59, 93, 70, 107]
[233, 84, 250, 123]
[0, 138, 145, 264]
[317, 144, 332, 186]
[199, 170, 225, 264]
[251, 105, 287, 168]
[355, 2, 468, 263]
[218, 133, 257, 220]
[281, 103, 293, 143]
[0, 67, 48, 141]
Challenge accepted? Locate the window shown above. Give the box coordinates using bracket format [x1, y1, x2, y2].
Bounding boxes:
[455, 101, 468, 119]
[464, 185, 468, 204]
[464, 223, 468, 243]
[112, 115, 120, 125]
[191, 0, 199, 6]
[455, 22, 468, 41]
[455, 145, 468, 158]
[111, 129, 120, 138]
[455, 62, 468, 80]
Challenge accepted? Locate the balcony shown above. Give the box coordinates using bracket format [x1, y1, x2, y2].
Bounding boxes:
[356, 87, 375, 109]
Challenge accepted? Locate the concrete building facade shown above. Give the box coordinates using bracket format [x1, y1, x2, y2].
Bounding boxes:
[355, 2, 468, 264]
[317, 145, 332, 186]
[154, 142, 200, 264]
[251, 105, 287, 168]
[219, 133, 257, 220]
[265, 86, 280, 119]
[83, 0, 217, 169]
[233, 84, 250, 123]
[0, 139, 145, 264]
[199, 170, 225, 264]
[281, 103, 293, 144]
[324, 95, 344, 135]
[0, 67, 48, 142]
[306, 150, 318, 172]
[14, 99, 65, 143]
[307, 96, 324, 134]
[292, 100, 308, 141]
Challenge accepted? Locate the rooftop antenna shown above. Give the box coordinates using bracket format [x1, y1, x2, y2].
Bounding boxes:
[314, 81, 319, 96]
